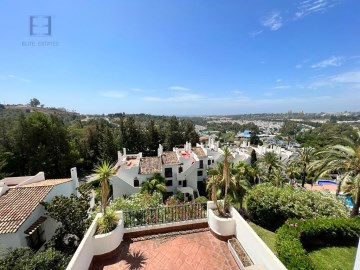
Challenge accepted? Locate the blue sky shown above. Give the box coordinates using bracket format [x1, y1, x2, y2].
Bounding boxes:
[0, 0, 359, 115]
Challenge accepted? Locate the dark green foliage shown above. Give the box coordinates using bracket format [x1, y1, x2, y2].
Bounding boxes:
[245, 184, 348, 231]
[0, 247, 70, 270]
[41, 193, 90, 254]
[195, 196, 208, 203]
[275, 218, 360, 270]
[29, 98, 40, 107]
[96, 211, 119, 234]
[250, 149, 257, 167]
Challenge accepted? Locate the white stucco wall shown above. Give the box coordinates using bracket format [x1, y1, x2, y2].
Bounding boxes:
[354, 238, 360, 270]
[230, 207, 287, 270]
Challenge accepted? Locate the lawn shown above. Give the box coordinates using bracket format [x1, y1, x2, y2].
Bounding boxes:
[248, 221, 277, 254]
[248, 221, 358, 270]
[308, 246, 357, 270]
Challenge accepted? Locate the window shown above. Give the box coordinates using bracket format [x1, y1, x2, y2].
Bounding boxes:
[165, 168, 172, 178]
[134, 178, 139, 187]
[166, 180, 173, 186]
[178, 181, 182, 185]
[212, 160, 214, 163]
[178, 166, 183, 173]
[208, 160, 211, 165]
[199, 160, 203, 169]
[197, 170, 203, 176]
[26, 224, 45, 250]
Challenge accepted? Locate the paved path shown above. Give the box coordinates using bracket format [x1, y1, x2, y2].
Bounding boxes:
[91, 230, 238, 270]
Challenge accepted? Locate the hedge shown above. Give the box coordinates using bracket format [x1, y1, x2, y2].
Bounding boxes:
[275, 218, 360, 270]
[245, 184, 349, 230]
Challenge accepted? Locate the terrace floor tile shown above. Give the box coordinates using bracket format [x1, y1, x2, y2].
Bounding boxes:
[90, 229, 237, 270]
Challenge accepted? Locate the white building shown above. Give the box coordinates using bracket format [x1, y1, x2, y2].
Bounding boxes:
[0, 168, 79, 253]
[111, 139, 228, 200]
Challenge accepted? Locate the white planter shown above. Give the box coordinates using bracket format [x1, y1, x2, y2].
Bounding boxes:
[228, 240, 246, 270]
[208, 208, 235, 236]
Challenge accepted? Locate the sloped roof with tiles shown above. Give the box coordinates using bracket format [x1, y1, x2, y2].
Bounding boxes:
[192, 147, 206, 158]
[20, 178, 72, 187]
[0, 186, 53, 234]
[161, 151, 179, 165]
[139, 157, 161, 175]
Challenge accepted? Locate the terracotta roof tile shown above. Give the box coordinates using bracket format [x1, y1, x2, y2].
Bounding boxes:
[0, 186, 53, 234]
[192, 147, 206, 158]
[20, 178, 72, 187]
[161, 152, 179, 164]
[139, 157, 161, 175]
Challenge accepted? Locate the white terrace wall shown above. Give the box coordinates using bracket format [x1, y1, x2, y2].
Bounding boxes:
[66, 212, 124, 270]
[354, 238, 360, 270]
[230, 207, 287, 270]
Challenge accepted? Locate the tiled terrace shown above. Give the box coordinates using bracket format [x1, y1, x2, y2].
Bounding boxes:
[91, 229, 238, 270]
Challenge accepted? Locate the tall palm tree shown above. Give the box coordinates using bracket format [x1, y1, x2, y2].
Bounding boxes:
[270, 168, 287, 187]
[140, 172, 167, 195]
[206, 167, 222, 210]
[93, 161, 115, 214]
[260, 151, 281, 178]
[232, 162, 252, 209]
[285, 162, 300, 185]
[311, 132, 360, 216]
[222, 147, 232, 213]
[291, 147, 315, 187]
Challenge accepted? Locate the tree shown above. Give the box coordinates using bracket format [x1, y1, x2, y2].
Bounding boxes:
[144, 120, 161, 156]
[250, 149, 257, 167]
[291, 147, 315, 187]
[311, 132, 360, 216]
[250, 132, 260, 145]
[280, 121, 301, 146]
[41, 193, 90, 254]
[270, 168, 287, 187]
[93, 161, 115, 214]
[222, 147, 231, 214]
[29, 98, 40, 107]
[183, 120, 199, 146]
[260, 151, 281, 178]
[164, 116, 183, 150]
[140, 172, 167, 195]
[0, 247, 70, 270]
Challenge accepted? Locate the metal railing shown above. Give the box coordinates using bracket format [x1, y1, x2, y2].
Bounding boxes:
[123, 202, 207, 228]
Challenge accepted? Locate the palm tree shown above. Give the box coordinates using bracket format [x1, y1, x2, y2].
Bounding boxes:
[93, 161, 115, 214]
[222, 147, 232, 213]
[311, 132, 360, 216]
[140, 172, 167, 195]
[206, 167, 222, 210]
[260, 151, 281, 178]
[291, 147, 315, 187]
[231, 162, 252, 209]
[270, 168, 287, 187]
[285, 162, 300, 185]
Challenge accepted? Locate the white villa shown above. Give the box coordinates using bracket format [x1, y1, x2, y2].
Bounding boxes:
[111, 139, 224, 200]
[0, 168, 79, 253]
[111, 138, 296, 201]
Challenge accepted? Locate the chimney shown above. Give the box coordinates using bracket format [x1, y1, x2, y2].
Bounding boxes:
[158, 144, 163, 157]
[123, 148, 127, 156]
[118, 151, 122, 161]
[0, 182, 9, 197]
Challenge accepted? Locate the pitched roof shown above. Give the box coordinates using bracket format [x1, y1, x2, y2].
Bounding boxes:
[139, 157, 161, 175]
[192, 147, 206, 158]
[161, 151, 179, 165]
[0, 186, 53, 234]
[20, 178, 72, 187]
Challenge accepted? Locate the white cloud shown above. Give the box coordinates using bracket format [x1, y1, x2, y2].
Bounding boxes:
[261, 12, 283, 31]
[276, 79, 282, 83]
[232, 90, 244, 94]
[273, 85, 291, 89]
[144, 93, 202, 102]
[264, 92, 273, 96]
[295, 64, 302, 69]
[311, 56, 344, 68]
[250, 30, 263, 37]
[294, 0, 339, 19]
[169, 86, 190, 91]
[0, 74, 31, 82]
[131, 88, 142, 92]
[331, 70, 360, 83]
[101, 91, 127, 98]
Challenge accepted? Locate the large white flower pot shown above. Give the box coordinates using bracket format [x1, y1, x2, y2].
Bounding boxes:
[208, 208, 235, 237]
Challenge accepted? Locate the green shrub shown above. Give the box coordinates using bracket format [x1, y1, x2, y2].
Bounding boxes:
[96, 211, 119, 234]
[245, 184, 348, 230]
[109, 191, 162, 212]
[195, 196, 208, 203]
[0, 247, 70, 270]
[275, 218, 360, 270]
